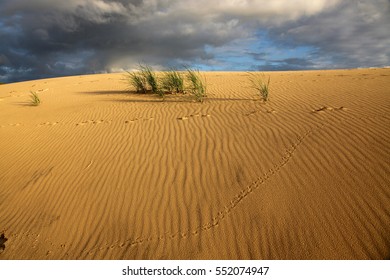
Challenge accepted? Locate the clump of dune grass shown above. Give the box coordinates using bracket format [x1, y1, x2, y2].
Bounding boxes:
[30, 91, 41, 106]
[126, 64, 207, 102]
[248, 72, 270, 102]
[126, 70, 147, 93]
[161, 70, 184, 94]
[140, 64, 160, 95]
[186, 69, 207, 102]
[126, 64, 164, 99]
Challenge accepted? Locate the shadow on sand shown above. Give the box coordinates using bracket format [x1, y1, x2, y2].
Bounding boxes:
[0, 233, 7, 251]
[80, 90, 255, 103]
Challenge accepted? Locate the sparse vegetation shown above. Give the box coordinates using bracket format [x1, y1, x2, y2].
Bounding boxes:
[186, 69, 207, 102]
[30, 91, 41, 106]
[140, 64, 160, 95]
[248, 72, 270, 102]
[126, 70, 147, 93]
[126, 64, 207, 102]
[161, 70, 184, 94]
[126, 64, 164, 99]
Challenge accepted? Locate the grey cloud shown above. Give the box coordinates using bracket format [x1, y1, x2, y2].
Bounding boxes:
[246, 51, 268, 61]
[267, 0, 390, 69]
[250, 57, 315, 71]
[1, 0, 248, 81]
[0, 0, 389, 82]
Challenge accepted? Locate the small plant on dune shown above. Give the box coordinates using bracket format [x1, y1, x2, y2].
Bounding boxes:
[248, 72, 270, 102]
[186, 68, 207, 102]
[30, 91, 41, 106]
[126, 64, 207, 102]
[161, 70, 184, 94]
[126, 70, 147, 93]
[127, 64, 164, 99]
[140, 64, 161, 95]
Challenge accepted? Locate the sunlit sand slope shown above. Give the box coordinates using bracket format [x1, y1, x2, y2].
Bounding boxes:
[0, 68, 389, 259]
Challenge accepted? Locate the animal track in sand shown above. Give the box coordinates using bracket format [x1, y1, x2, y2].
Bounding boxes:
[83, 111, 390, 256]
[0, 123, 22, 128]
[38, 122, 60, 127]
[0, 230, 68, 257]
[76, 117, 155, 126]
[81, 117, 331, 256]
[36, 88, 49, 93]
[198, 114, 390, 240]
[124, 117, 154, 124]
[245, 108, 276, 116]
[2, 117, 156, 128]
[311, 106, 347, 113]
[75, 120, 112, 126]
[22, 167, 54, 190]
[177, 113, 211, 120]
[74, 116, 154, 126]
[14, 112, 384, 256]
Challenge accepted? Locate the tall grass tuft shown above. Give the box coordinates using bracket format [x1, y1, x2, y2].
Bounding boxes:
[140, 64, 160, 95]
[126, 64, 164, 99]
[248, 72, 270, 102]
[126, 65, 207, 102]
[186, 69, 206, 102]
[126, 71, 147, 93]
[161, 70, 184, 94]
[30, 91, 41, 106]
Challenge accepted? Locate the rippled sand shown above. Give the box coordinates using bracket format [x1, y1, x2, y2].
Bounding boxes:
[0, 68, 389, 259]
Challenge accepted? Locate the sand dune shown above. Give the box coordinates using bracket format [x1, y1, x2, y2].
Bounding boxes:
[0, 69, 389, 259]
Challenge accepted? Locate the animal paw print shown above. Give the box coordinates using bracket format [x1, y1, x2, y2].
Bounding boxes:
[124, 117, 154, 124]
[245, 108, 276, 116]
[76, 120, 111, 126]
[36, 88, 49, 93]
[177, 113, 211, 120]
[311, 106, 346, 113]
[38, 122, 59, 127]
[1, 123, 22, 128]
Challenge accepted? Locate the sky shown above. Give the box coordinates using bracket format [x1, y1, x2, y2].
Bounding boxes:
[0, 0, 389, 83]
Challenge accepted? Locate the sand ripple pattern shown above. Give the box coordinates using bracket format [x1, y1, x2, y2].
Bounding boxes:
[0, 70, 389, 259]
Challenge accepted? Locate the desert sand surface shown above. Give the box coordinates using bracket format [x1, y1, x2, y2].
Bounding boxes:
[0, 69, 389, 260]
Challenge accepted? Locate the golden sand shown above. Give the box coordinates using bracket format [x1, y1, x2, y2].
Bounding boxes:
[0, 69, 389, 259]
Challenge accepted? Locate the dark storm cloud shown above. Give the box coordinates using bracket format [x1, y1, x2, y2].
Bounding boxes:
[0, 0, 248, 81]
[0, 0, 389, 82]
[266, 0, 390, 69]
